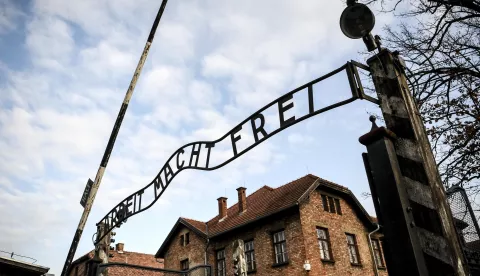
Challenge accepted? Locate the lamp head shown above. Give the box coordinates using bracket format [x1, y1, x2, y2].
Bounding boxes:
[340, 3, 376, 39]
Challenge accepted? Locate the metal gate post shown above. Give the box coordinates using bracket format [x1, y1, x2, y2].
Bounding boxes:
[361, 125, 429, 275]
[361, 49, 469, 275]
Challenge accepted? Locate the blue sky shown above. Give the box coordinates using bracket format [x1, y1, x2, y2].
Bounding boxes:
[0, 0, 396, 274]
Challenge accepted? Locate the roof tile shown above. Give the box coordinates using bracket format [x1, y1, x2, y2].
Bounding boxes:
[178, 174, 363, 237]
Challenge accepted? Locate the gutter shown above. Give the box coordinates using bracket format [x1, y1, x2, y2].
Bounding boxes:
[368, 223, 381, 276]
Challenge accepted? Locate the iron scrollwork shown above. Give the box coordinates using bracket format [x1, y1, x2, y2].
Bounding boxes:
[95, 61, 376, 243]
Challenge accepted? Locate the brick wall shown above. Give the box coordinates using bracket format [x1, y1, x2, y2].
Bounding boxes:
[161, 189, 388, 276]
[207, 209, 310, 276]
[299, 189, 388, 276]
[163, 226, 207, 270]
[68, 259, 90, 276]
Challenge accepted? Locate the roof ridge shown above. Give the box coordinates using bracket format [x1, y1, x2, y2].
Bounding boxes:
[181, 217, 205, 224]
[117, 250, 157, 256]
[316, 177, 351, 191]
[270, 174, 315, 190]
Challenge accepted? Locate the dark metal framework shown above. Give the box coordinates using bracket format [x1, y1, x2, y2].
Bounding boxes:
[446, 185, 480, 269]
[95, 263, 211, 276]
[95, 61, 378, 243]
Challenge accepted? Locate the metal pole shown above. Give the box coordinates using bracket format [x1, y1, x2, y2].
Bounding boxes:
[60, 1, 169, 275]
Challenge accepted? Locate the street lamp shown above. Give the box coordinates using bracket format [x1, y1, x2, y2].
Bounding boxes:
[340, 0, 378, 51]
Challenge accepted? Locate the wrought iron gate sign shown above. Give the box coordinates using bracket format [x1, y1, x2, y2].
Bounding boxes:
[96, 61, 377, 242]
[80, 178, 94, 208]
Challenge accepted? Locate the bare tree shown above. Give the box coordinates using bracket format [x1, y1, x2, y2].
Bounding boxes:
[362, 0, 479, 200]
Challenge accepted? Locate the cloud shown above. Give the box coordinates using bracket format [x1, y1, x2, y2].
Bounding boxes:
[287, 133, 314, 145]
[0, 0, 394, 274]
[0, 0, 22, 34]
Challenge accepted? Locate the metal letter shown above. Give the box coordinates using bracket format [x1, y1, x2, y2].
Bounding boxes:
[176, 149, 185, 169]
[137, 190, 144, 211]
[189, 143, 202, 167]
[231, 126, 242, 156]
[126, 196, 133, 216]
[278, 94, 295, 128]
[154, 175, 164, 197]
[205, 143, 215, 168]
[164, 163, 174, 185]
[250, 113, 268, 142]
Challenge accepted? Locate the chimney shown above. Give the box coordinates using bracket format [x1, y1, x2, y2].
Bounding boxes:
[116, 243, 124, 254]
[237, 187, 247, 213]
[217, 197, 228, 219]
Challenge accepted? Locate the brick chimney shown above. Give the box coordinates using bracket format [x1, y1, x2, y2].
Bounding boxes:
[116, 243, 124, 253]
[217, 197, 228, 219]
[237, 187, 247, 213]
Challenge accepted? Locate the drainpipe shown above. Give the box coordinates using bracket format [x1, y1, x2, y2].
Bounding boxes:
[205, 223, 209, 265]
[368, 223, 381, 276]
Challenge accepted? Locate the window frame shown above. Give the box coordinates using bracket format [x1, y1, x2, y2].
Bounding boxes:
[244, 239, 256, 272]
[372, 239, 385, 268]
[321, 194, 342, 215]
[316, 227, 334, 262]
[346, 233, 361, 265]
[180, 258, 189, 271]
[272, 229, 289, 265]
[334, 198, 342, 215]
[216, 248, 226, 276]
[321, 194, 329, 212]
[180, 234, 185, 247]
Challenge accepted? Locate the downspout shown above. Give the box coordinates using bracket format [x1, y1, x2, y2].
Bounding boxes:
[205, 223, 209, 265]
[368, 223, 381, 276]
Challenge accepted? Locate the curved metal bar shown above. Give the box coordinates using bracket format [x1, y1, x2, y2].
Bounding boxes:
[95, 61, 373, 243]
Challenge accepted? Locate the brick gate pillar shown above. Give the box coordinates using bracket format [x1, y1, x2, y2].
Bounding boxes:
[360, 49, 468, 276]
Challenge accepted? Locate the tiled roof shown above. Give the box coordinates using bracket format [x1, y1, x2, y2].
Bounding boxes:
[183, 218, 207, 235]
[156, 174, 376, 258]
[108, 250, 163, 267]
[70, 249, 163, 276]
[205, 174, 321, 236]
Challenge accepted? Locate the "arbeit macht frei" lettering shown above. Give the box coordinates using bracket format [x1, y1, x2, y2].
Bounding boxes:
[98, 62, 360, 236]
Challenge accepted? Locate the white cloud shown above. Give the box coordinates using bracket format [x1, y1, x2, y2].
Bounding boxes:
[287, 133, 314, 145]
[0, 0, 394, 273]
[0, 0, 22, 34]
[26, 15, 75, 70]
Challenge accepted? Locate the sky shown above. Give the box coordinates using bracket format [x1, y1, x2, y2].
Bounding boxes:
[0, 0, 396, 274]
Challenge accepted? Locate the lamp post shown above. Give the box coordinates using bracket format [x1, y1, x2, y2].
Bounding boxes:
[59, 1, 169, 275]
[341, 1, 469, 275]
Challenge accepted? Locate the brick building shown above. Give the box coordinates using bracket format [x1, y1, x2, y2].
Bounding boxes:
[68, 243, 164, 276]
[155, 174, 388, 276]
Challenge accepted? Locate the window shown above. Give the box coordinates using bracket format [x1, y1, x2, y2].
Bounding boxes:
[216, 249, 226, 276]
[273, 230, 288, 264]
[328, 197, 336, 213]
[181, 259, 189, 271]
[321, 194, 342, 215]
[334, 198, 342, 215]
[180, 234, 185, 246]
[372, 239, 385, 268]
[180, 232, 190, 247]
[321, 195, 329, 211]
[346, 233, 361, 265]
[245, 240, 256, 272]
[75, 266, 79, 276]
[317, 228, 333, 261]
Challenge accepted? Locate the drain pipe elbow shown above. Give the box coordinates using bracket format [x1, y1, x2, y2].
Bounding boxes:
[368, 223, 382, 276]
